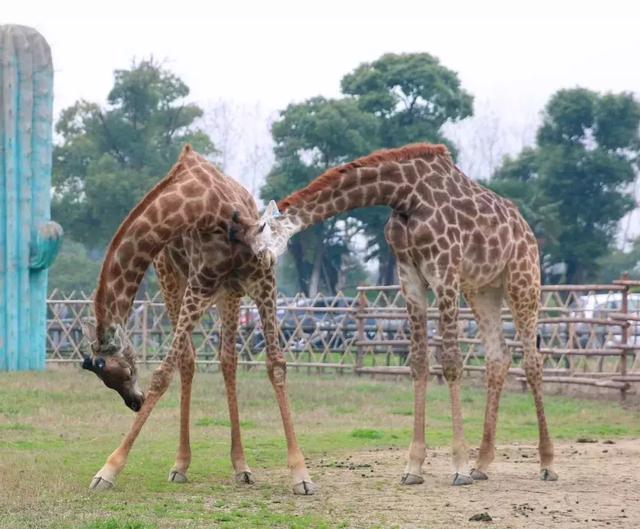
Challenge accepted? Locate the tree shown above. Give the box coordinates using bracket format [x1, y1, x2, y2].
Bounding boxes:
[48, 239, 101, 295]
[596, 237, 640, 283]
[52, 59, 215, 251]
[341, 53, 474, 284]
[488, 148, 562, 252]
[262, 53, 474, 292]
[261, 97, 378, 295]
[490, 89, 640, 283]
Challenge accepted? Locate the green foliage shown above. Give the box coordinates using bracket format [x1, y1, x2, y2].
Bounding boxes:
[262, 53, 472, 292]
[351, 428, 384, 439]
[596, 238, 640, 282]
[52, 59, 215, 252]
[47, 239, 101, 295]
[344, 53, 473, 285]
[491, 88, 640, 283]
[81, 520, 156, 529]
[262, 97, 378, 294]
[341, 52, 473, 148]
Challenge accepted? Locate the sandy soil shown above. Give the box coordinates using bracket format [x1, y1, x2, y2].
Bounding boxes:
[265, 439, 640, 528]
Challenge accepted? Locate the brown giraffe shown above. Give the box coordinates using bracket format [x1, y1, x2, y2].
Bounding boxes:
[81, 145, 314, 495]
[237, 143, 558, 486]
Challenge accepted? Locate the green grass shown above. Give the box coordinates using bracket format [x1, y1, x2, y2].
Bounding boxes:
[0, 368, 638, 528]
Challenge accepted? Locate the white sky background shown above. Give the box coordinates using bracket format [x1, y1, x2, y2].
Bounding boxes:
[4, 0, 640, 246]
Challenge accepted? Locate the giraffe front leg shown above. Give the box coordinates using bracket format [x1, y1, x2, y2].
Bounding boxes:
[464, 286, 511, 481]
[437, 284, 473, 486]
[506, 279, 557, 481]
[91, 284, 214, 491]
[218, 295, 254, 485]
[254, 279, 314, 495]
[396, 262, 429, 486]
[168, 346, 195, 483]
[90, 358, 176, 490]
[266, 356, 315, 495]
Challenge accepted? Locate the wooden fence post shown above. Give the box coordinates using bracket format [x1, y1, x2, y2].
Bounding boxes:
[141, 300, 149, 367]
[619, 273, 629, 401]
[356, 288, 366, 375]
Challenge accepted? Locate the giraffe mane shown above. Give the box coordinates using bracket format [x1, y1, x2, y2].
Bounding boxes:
[277, 143, 450, 211]
[93, 145, 193, 328]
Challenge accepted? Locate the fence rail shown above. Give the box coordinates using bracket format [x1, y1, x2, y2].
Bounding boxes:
[46, 278, 640, 398]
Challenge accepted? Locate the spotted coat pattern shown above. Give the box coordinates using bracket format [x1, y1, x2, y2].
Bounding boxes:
[248, 143, 556, 485]
[86, 146, 314, 494]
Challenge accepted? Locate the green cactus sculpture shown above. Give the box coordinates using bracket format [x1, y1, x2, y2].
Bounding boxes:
[0, 25, 63, 371]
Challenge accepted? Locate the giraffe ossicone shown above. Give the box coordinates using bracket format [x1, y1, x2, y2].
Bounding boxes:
[253, 200, 299, 263]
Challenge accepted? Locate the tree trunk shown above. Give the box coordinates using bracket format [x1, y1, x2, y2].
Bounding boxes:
[308, 244, 324, 297]
[335, 253, 348, 293]
[378, 250, 398, 285]
[288, 237, 308, 295]
[565, 258, 583, 284]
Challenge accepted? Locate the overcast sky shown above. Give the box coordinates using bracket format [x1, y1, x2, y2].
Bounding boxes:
[5, 0, 639, 116]
[4, 0, 640, 240]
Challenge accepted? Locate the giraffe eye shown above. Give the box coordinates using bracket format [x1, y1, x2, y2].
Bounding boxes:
[258, 223, 266, 234]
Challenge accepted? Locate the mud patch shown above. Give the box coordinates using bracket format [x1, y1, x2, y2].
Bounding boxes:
[265, 439, 640, 528]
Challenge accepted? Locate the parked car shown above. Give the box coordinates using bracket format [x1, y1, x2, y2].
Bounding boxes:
[571, 293, 640, 348]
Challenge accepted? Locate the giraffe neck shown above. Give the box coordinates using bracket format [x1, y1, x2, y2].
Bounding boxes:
[93, 145, 229, 345]
[93, 198, 173, 342]
[276, 155, 443, 235]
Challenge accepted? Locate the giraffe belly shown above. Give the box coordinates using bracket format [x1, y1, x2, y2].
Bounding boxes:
[460, 253, 508, 290]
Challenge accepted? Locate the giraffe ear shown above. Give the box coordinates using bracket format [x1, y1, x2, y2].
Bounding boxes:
[229, 210, 251, 244]
[80, 318, 98, 348]
[265, 200, 280, 218]
[112, 325, 129, 354]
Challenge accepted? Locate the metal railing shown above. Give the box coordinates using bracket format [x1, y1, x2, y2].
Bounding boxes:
[46, 277, 640, 398]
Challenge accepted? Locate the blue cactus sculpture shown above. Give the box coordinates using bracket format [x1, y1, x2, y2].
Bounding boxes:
[0, 25, 63, 371]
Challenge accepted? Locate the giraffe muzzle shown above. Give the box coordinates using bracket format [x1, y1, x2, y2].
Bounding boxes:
[124, 392, 145, 412]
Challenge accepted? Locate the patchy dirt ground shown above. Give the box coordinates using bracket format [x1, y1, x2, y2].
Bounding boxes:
[262, 439, 640, 528]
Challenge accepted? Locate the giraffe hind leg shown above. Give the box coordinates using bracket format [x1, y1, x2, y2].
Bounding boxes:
[464, 286, 511, 481]
[218, 294, 255, 485]
[155, 250, 196, 484]
[506, 274, 557, 481]
[396, 259, 429, 486]
[434, 279, 473, 486]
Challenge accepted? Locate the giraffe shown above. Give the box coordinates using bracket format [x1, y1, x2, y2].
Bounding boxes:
[235, 143, 558, 486]
[81, 145, 315, 495]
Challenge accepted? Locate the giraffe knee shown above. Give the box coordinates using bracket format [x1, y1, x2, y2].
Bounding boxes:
[410, 353, 428, 380]
[267, 358, 287, 386]
[178, 349, 195, 370]
[220, 353, 236, 372]
[485, 355, 511, 384]
[523, 354, 543, 383]
[148, 365, 175, 393]
[441, 353, 463, 382]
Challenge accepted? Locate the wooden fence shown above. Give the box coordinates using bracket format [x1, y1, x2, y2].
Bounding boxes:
[46, 278, 640, 398]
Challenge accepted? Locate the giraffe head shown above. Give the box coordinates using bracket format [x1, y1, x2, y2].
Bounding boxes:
[232, 200, 296, 268]
[81, 320, 145, 412]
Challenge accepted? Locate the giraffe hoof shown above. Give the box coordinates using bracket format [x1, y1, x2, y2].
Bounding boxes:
[89, 475, 114, 491]
[292, 480, 316, 495]
[540, 468, 558, 481]
[470, 468, 489, 480]
[400, 473, 424, 485]
[168, 470, 188, 483]
[235, 471, 255, 485]
[452, 473, 474, 486]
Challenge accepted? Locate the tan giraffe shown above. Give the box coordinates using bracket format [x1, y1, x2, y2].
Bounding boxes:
[236, 143, 558, 486]
[81, 145, 315, 495]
